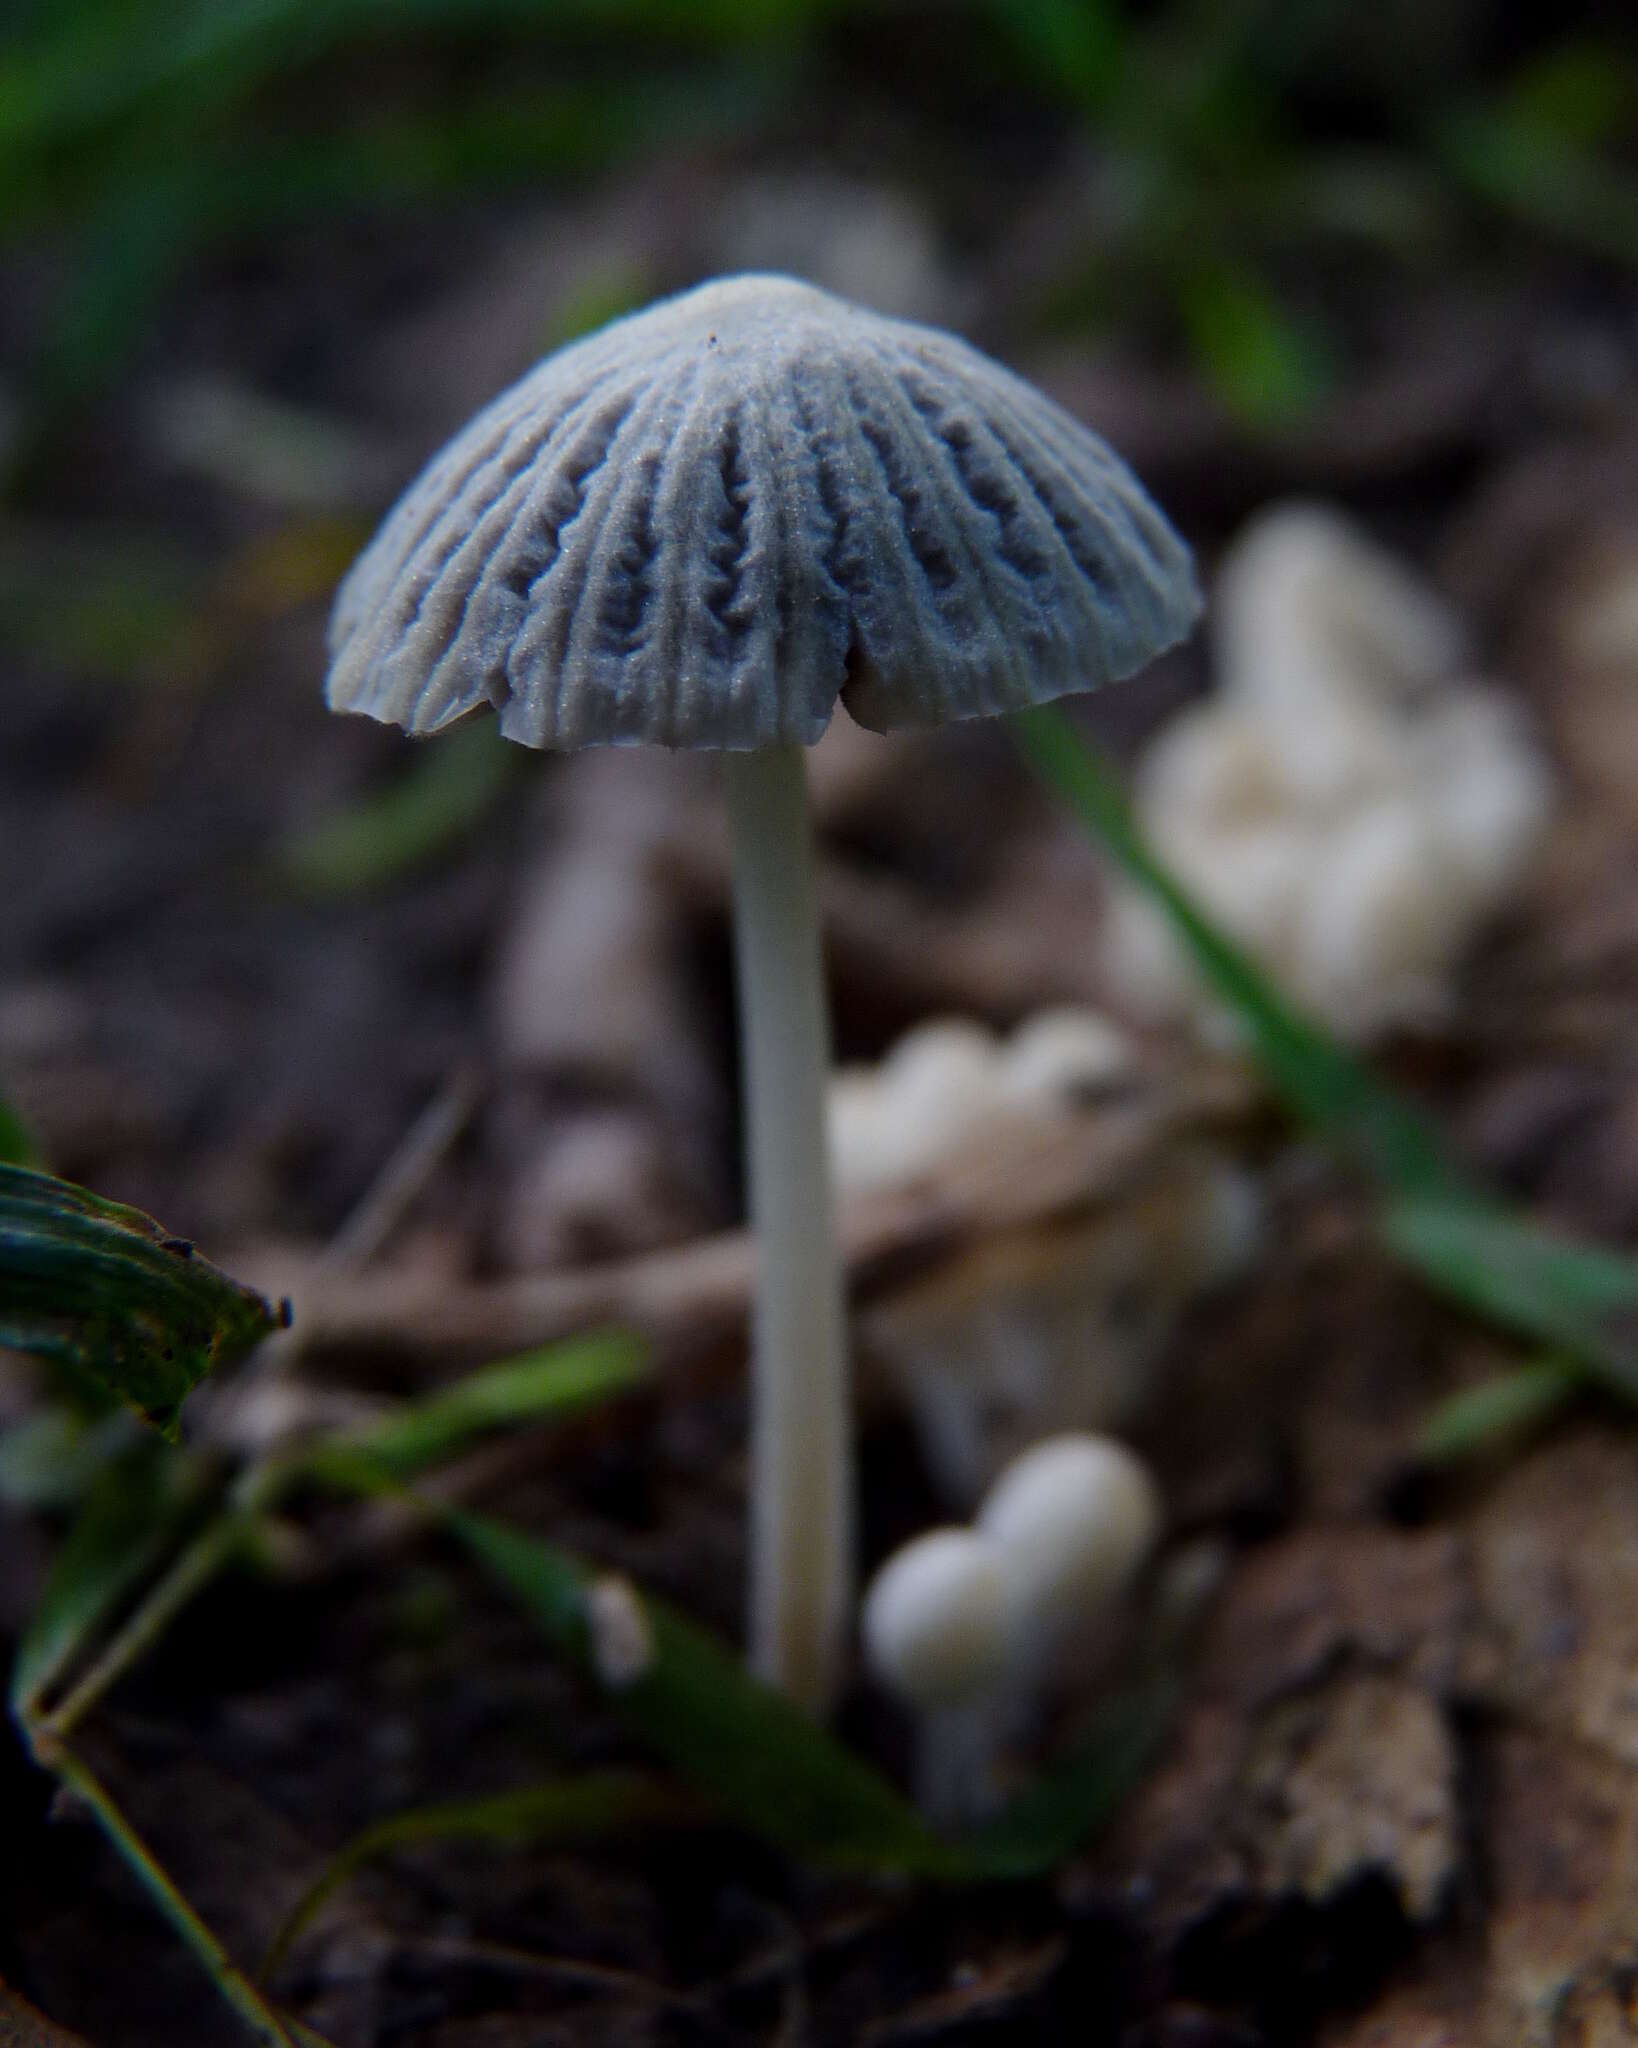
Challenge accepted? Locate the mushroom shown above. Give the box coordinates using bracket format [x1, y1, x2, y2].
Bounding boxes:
[324, 273, 1199, 1709]
[1106, 502, 1552, 1046]
[863, 1432, 1164, 1821]
[861, 1524, 1010, 1823]
[976, 1432, 1161, 1685]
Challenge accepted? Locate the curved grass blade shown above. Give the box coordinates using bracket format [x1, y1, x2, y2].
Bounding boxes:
[304, 1330, 648, 1483]
[1016, 705, 1638, 1411]
[1386, 1201, 1638, 1403]
[451, 1511, 963, 1876]
[1011, 705, 1470, 1203]
[1414, 1356, 1581, 1464]
[965, 1674, 1177, 1878]
[276, 723, 521, 900]
[308, 1464, 1162, 1879]
[30, 1742, 312, 2048]
[10, 1440, 183, 1717]
[0, 1164, 286, 1435]
[260, 1771, 676, 1986]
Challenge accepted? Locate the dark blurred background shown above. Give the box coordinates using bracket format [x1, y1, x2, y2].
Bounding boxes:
[5, 0, 1637, 1246]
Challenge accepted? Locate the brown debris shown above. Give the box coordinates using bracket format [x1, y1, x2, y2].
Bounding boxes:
[1237, 1674, 1458, 1924]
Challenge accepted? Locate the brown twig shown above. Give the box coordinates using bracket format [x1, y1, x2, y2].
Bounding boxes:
[284, 1068, 1255, 1374]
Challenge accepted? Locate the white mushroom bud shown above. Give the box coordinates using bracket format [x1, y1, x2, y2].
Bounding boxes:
[977, 1433, 1162, 1668]
[1258, 691, 1409, 813]
[1214, 502, 1465, 713]
[830, 1019, 1010, 1194]
[1153, 815, 1312, 969]
[1134, 704, 1287, 832]
[862, 1526, 1009, 1710]
[997, 1007, 1135, 1110]
[827, 1066, 898, 1193]
[878, 1019, 1004, 1139]
[861, 1526, 1011, 1826]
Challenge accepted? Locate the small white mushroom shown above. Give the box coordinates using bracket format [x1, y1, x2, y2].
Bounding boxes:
[877, 1019, 1007, 1147]
[861, 1526, 1011, 1824]
[1258, 692, 1410, 813]
[830, 1019, 1012, 1194]
[997, 1007, 1135, 1109]
[1156, 815, 1312, 968]
[977, 1433, 1162, 1676]
[866, 1434, 1165, 1824]
[862, 1526, 1009, 1708]
[1135, 705, 1286, 832]
[865, 1142, 1259, 1502]
[1213, 502, 1466, 712]
[1104, 502, 1553, 1044]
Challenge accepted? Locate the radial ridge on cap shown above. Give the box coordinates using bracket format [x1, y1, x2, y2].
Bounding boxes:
[326, 273, 1201, 752]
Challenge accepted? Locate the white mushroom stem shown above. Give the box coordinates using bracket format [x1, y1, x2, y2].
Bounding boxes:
[862, 1526, 1011, 1828]
[723, 742, 850, 1711]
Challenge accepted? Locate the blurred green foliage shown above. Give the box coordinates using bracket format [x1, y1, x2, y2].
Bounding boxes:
[0, 1088, 42, 1167]
[2, 0, 1635, 461]
[277, 719, 524, 898]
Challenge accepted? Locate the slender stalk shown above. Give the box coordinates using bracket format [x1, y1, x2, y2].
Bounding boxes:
[722, 743, 850, 1711]
[41, 1515, 250, 1740]
[40, 1461, 289, 1741]
[35, 1740, 306, 2048]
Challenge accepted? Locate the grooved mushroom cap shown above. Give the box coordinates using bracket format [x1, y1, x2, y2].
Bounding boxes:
[327, 273, 1201, 752]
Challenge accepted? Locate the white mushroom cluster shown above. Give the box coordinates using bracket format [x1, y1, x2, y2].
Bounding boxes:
[862, 1433, 1161, 1823]
[828, 1008, 1260, 1502]
[829, 1008, 1137, 1195]
[1102, 504, 1554, 1042]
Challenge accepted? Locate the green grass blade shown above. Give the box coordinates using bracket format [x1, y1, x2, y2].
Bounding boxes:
[1016, 703, 1638, 1411]
[1011, 704, 1469, 1201]
[0, 1164, 286, 1435]
[10, 1441, 184, 1717]
[31, 1742, 310, 2048]
[451, 1511, 963, 1875]
[305, 1459, 1161, 1878]
[1385, 1202, 1638, 1403]
[313, 1330, 649, 1480]
[1177, 258, 1339, 427]
[277, 723, 521, 899]
[259, 1771, 674, 1986]
[1414, 1357, 1581, 1464]
[965, 1674, 1176, 1878]
[1440, 111, 1638, 267]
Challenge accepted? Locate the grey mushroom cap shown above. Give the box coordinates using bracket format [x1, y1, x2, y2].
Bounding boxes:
[327, 273, 1201, 752]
